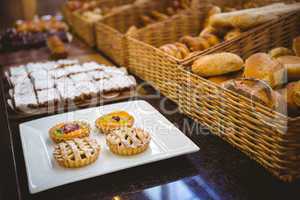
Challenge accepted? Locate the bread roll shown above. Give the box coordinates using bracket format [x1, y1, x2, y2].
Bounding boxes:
[268, 47, 294, 59]
[201, 33, 220, 46]
[159, 42, 190, 59]
[293, 36, 300, 56]
[244, 53, 287, 88]
[277, 56, 300, 81]
[208, 71, 243, 85]
[277, 81, 300, 115]
[224, 29, 241, 41]
[179, 36, 210, 52]
[192, 52, 244, 77]
[222, 78, 286, 113]
[204, 6, 222, 28]
[199, 26, 218, 37]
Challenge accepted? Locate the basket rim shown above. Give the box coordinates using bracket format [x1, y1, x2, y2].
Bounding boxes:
[178, 65, 300, 121]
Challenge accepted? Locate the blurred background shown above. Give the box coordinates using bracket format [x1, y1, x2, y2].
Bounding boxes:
[0, 0, 64, 30]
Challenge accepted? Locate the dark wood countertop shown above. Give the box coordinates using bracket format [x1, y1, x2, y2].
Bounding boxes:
[1, 2, 300, 199]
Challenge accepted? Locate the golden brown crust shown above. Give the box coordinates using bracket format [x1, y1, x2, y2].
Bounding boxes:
[179, 36, 210, 52]
[268, 47, 294, 59]
[244, 53, 287, 88]
[293, 36, 300, 56]
[224, 29, 241, 41]
[277, 81, 300, 115]
[53, 137, 100, 168]
[192, 52, 244, 77]
[277, 56, 300, 81]
[106, 127, 151, 156]
[222, 78, 286, 113]
[95, 111, 135, 134]
[49, 121, 91, 143]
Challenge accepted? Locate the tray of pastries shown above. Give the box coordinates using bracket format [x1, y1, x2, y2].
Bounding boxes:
[3, 58, 137, 118]
[0, 15, 70, 52]
[19, 100, 199, 193]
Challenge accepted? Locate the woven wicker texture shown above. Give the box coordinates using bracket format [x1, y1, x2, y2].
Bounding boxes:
[69, 0, 136, 46]
[178, 11, 300, 182]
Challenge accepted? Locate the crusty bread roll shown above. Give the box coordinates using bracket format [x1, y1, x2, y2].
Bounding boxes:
[244, 53, 287, 88]
[268, 47, 294, 59]
[159, 42, 190, 59]
[179, 36, 210, 52]
[277, 81, 300, 115]
[208, 71, 243, 85]
[222, 78, 286, 113]
[204, 6, 222, 28]
[276, 56, 300, 81]
[224, 29, 241, 41]
[293, 36, 300, 56]
[201, 33, 220, 46]
[192, 52, 244, 77]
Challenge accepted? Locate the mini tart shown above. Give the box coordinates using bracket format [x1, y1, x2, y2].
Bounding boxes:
[106, 127, 151, 156]
[49, 121, 91, 143]
[53, 137, 100, 168]
[95, 111, 134, 134]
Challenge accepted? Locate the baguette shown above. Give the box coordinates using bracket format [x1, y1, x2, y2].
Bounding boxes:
[192, 52, 244, 77]
[209, 3, 298, 30]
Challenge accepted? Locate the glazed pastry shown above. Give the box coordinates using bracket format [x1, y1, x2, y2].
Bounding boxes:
[292, 36, 300, 56]
[53, 137, 100, 168]
[95, 111, 134, 134]
[222, 78, 286, 112]
[244, 53, 287, 88]
[224, 29, 241, 41]
[192, 52, 244, 77]
[276, 56, 300, 81]
[268, 47, 294, 59]
[49, 121, 91, 143]
[106, 127, 151, 156]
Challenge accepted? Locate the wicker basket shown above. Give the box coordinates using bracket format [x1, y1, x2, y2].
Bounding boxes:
[68, 0, 136, 46]
[95, 0, 199, 67]
[178, 11, 300, 182]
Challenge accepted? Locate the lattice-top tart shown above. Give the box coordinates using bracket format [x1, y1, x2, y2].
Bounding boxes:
[53, 137, 100, 168]
[95, 111, 134, 134]
[49, 121, 90, 143]
[106, 127, 151, 156]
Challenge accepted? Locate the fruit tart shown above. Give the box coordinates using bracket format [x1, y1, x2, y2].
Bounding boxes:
[49, 121, 90, 143]
[53, 137, 100, 168]
[106, 127, 151, 156]
[95, 111, 134, 134]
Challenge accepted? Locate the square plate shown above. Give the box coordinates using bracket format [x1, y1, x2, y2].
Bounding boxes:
[19, 100, 199, 194]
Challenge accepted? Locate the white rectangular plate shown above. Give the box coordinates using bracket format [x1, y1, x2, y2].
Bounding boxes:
[19, 100, 199, 194]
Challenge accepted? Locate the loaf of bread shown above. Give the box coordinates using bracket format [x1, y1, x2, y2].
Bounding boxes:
[277, 56, 300, 81]
[277, 81, 300, 115]
[209, 3, 298, 30]
[293, 36, 300, 56]
[268, 47, 294, 59]
[244, 53, 287, 88]
[222, 78, 286, 113]
[192, 52, 244, 77]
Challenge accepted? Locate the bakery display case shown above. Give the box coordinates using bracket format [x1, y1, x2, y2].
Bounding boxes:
[1, 0, 300, 200]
